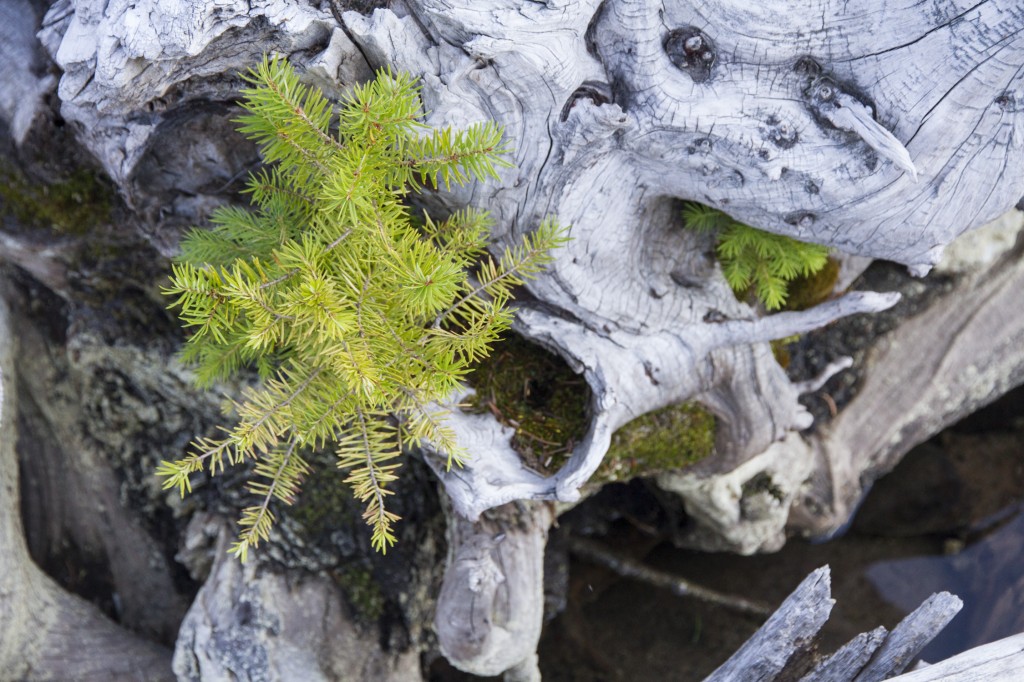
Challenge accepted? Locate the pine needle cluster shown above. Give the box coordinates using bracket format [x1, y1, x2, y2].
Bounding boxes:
[157, 57, 567, 559]
[682, 202, 829, 310]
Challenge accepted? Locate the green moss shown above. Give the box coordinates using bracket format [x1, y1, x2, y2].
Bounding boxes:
[466, 336, 715, 482]
[334, 566, 385, 623]
[783, 256, 841, 311]
[466, 333, 590, 472]
[0, 161, 113, 235]
[770, 334, 799, 369]
[595, 402, 716, 484]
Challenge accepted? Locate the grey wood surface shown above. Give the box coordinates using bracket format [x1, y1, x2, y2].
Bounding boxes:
[890, 633, 1024, 682]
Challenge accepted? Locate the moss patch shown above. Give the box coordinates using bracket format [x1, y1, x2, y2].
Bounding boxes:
[783, 256, 841, 311]
[334, 565, 385, 623]
[0, 161, 113, 234]
[595, 402, 716, 484]
[770, 334, 800, 369]
[466, 334, 590, 473]
[466, 336, 715, 481]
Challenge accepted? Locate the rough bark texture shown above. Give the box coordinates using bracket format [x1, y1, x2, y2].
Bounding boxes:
[172, 516, 423, 682]
[704, 566, 835, 682]
[1, 0, 1023, 679]
[702, 565, 966, 682]
[0, 287, 175, 681]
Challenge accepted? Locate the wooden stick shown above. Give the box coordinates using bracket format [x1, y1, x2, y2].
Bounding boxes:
[854, 593, 963, 682]
[567, 536, 772, 617]
[704, 566, 833, 682]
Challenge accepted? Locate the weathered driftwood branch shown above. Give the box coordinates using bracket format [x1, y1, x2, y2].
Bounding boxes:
[802, 628, 889, 682]
[888, 632, 1024, 682]
[434, 502, 554, 681]
[853, 593, 963, 682]
[0, 291, 175, 680]
[425, 291, 901, 528]
[705, 565, 963, 682]
[790, 216, 1024, 538]
[706, 567, 835, 682]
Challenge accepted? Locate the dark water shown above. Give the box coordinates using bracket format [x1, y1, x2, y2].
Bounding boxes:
[865, 504, 1024, 663]
[433, 389, 1024, 681]
[535, 394, 1024, 680]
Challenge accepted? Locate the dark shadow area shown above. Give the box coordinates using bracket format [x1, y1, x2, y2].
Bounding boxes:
[520, 384, 1024, 681]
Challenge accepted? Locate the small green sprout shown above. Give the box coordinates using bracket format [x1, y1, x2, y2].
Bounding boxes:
[683, 202, 830, 310]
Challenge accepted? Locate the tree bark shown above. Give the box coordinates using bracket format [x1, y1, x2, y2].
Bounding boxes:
[0, 287, 175, 681]
[1, 0, 1023, 679]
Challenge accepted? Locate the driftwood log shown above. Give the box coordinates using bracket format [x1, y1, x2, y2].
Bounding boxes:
[702, 564, 1024, 682]
[703, 565, 968, 682]
[1, 0, 1023, 679]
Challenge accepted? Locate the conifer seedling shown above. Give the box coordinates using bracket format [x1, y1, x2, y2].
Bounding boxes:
[682, 201, 829, 310]
[157, 57, 567, 559]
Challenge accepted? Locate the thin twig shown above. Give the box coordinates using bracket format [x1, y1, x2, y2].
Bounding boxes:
[568, 536, 773, 617]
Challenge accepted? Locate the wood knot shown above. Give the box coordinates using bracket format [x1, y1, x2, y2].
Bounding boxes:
[995, 91, 1021, 112]
[807, 76, 840, 107]
[762, 114, 800, 149]
[560, 82, 612, 122]
[664, 27, 715, 83]
[687, 137, 713, 155]
[792, 56, 822, 79]
[786, 212, 817, 230]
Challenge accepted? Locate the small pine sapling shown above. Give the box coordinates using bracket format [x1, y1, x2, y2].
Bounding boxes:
[158, 57, 567, 559]
[683, 202, 829, 310]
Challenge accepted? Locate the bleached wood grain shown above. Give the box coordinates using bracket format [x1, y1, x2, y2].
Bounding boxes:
[889, 633, 1024, 682]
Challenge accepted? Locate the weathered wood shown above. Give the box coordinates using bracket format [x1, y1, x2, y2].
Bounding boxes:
[854, 593, 964, 682]
[889, 632, 1024, 682]
[434, 502, 553, 679]
[709, 568, 963, 682]
[704, 566, 833, 682]
[0, 287, 175, 681]
[800, 628, 888, 682]
[0, 0, 54, 144]
[12, 278, 195, 643]
[173, 516, 422, 682]
[346, 0, 1024, 576]
[790, 214, 1024, 538]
